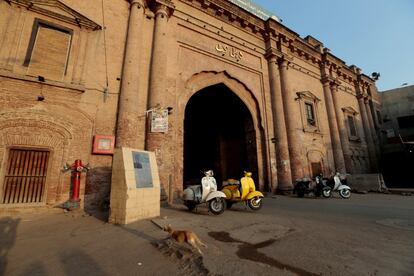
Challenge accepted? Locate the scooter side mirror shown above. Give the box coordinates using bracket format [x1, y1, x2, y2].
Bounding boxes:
[203, 170, 214, 177]
[244, 171, 252, 177]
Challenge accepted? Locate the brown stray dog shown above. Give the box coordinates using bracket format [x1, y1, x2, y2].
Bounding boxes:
[163, 224, 207, 255]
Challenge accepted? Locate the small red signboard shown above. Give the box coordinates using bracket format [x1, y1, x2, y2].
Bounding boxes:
[92, 135, 115, 154]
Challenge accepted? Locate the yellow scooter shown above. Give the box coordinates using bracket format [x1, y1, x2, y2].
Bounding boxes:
[221, 172, 264, 210]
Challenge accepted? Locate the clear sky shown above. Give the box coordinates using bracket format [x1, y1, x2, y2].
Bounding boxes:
[253, 0, 414, 91]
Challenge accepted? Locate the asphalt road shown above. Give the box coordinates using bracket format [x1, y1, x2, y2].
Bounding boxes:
[153, 193, 414, 276]
[255, 193, 414, 276]
[264, 193, 414, 223]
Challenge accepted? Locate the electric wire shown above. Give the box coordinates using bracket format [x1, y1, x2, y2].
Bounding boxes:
[101, 0, 110, 94]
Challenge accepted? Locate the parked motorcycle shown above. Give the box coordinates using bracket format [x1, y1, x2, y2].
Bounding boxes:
[326, 173, 351, 199]
[182, 170, 227, 215]
[221, 172, 264, 210]
[294, 174, 331, 198]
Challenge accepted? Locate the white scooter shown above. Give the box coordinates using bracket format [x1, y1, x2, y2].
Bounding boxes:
[182, 170, 227, 215]
[327, 173, 351, 199]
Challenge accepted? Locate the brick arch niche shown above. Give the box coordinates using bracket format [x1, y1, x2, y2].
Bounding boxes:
[306, 149, 327, 178]
[0, 108, 93, 206]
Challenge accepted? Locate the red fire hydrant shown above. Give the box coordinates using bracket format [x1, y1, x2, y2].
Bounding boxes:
[62, 159, 89, 209]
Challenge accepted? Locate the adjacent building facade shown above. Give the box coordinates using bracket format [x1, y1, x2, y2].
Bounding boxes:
[380, 85, 414, 188]
[0, 0, 381, 210]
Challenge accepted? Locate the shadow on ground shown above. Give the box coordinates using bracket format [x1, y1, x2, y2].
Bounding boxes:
[0, 217, 20, 275]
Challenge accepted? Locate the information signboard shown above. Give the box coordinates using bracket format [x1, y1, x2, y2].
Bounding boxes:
[151, 109, 169, 133]
[132, 151, 153, 188]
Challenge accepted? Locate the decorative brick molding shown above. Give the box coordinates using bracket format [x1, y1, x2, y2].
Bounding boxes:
[342, 106, 359, 116]
[306, 149, 328, 176]
[184, 70, 262, 128]
[150, 0, 175, 17]
[178, 0, 376, 92]
[0, 119, 73, 141]
[180, 0, 266, 35]
[7, 0, 102, 30]
[295, 91, 322, 134]
[0, 106, 94, 206]
[0, 125, 66, 205]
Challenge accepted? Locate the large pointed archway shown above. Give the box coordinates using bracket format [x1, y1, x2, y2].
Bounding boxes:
[184, 84, 258, 188]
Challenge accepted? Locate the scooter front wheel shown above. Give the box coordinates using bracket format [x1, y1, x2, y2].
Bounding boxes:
[208, 198, 226, 215]
[339, 189, 351, 199]
[322, 188, 332, 198]
[247, 197, 263, 211]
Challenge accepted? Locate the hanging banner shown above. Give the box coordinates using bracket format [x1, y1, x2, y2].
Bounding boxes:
[151, 109, 169, 133]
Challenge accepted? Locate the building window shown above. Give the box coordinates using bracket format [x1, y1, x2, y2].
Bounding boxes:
[347, 115, 357, 137]
[305, 103, 316, 126]
[342, 107, 360, 142]
[24, 18, 73, 81]
[295, 91, 321, 133]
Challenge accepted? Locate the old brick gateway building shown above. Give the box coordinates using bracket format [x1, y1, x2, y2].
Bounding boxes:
[0, 0, 381, 210]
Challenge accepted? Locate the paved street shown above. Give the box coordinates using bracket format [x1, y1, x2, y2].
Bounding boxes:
[1, 193, 413, 276]
[256, 193, 414, 276]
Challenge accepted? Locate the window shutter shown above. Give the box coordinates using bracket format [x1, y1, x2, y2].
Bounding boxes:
[348, 116, 357, 137]
[27, 26, 71, 81]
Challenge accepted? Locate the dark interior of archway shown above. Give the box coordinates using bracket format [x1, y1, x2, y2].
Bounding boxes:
[184, 84, 258, 188]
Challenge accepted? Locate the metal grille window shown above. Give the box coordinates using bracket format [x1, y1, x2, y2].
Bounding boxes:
[2, 149, 50, 204]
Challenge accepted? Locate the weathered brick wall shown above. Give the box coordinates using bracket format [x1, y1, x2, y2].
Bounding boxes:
[0, 0, 128, 209]
[0, 0, 381, 211]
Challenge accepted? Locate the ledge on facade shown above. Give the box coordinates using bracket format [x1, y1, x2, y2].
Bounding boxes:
[0, 69, 85, 93]
[265, 16, 299, 40]
[296, 91, 321, 102]
[361, 73, 375, 83]
[302, 127, 323, 136]
[349, 65, 361, 74]
[324, 51, 346, 68]
[349, 136, 361, 143]
[304, 35, 323, 48]
[342, 106, 359, 115]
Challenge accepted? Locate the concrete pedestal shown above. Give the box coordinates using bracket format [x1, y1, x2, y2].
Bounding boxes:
[109, 147, 160, 224]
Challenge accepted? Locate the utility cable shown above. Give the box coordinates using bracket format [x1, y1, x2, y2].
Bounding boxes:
[101, 0, 110, 101]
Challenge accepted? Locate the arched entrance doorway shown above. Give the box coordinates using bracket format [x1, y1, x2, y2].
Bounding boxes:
[184, 84, 258, 188]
